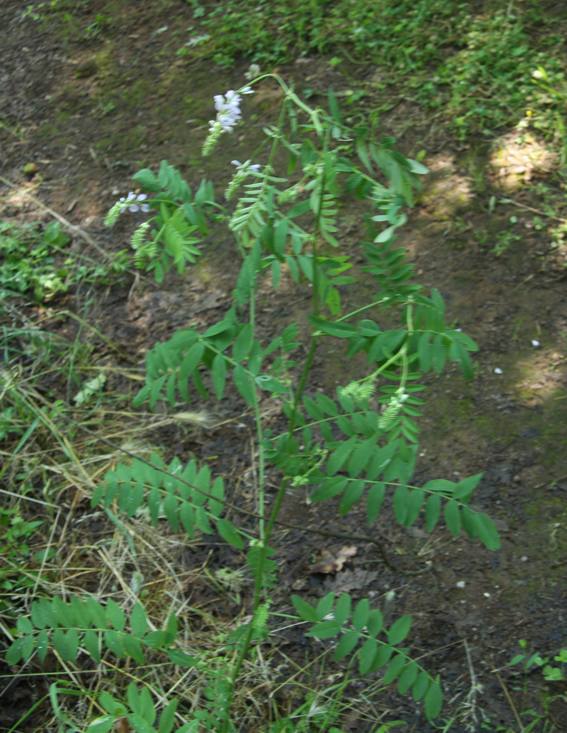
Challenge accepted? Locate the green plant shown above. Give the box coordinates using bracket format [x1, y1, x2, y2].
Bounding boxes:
[510, 640, 567, 683]
[5, 78, 500, 731]
[0, 506, 42, 612]
[0, 219, 127, 303]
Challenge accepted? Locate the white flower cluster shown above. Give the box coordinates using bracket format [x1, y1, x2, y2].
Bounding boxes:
[231, 159, 261, 173]
[119, 192, 150, 213]
[104, 192, 151, 228]
[214, 90, 244, 132]
[203, 86, 253, 156]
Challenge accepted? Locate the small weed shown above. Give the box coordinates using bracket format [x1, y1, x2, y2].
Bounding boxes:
[0, 218, 127, 304]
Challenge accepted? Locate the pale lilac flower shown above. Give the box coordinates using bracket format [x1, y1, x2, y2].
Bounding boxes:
[203, 86, 254, 156]
[119, 192, 150, 213]
[231, 159, 261, 172]
[494, 367, 503, 375]
[213, 90, 242, 132]
[531, 339, 540, 348]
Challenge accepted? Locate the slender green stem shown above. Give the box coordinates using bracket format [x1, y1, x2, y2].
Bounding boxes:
[221, 122, 331, 733]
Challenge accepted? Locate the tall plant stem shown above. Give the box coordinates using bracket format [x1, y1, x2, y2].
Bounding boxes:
[220, 132, 330, 733]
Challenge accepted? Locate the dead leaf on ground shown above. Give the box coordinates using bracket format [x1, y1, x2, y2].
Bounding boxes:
[310, 545, 357, 574]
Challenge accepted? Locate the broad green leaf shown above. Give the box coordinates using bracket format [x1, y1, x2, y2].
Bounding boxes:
[404, 489, 424, 527]
[212, 354, 227, 400]
[87, 716, 116, 733]
[393, 485, 409, 525]
[178, 343, 205, 401]
[127, 714, 156, 733]
[316, 592, 335, 619]
[233, 324, 254, 362]
[103, 630, 125, 657]
[166, 649, 197, 667]
[339, 479, 365, 515]
[366, 609, 384, 637]
[17, 617, 33, 634]
[387, 615, 412, 645]
[334, 593, 352, 625]
[291, 595, 319, 623]
[83, 630, 101, 663]
[21, 635, 35, 662]
[397, 661, 418, 694]
[6, 638, 25, 666]
[424, 677, 443, 720]
[424, 494, 441, 532]
[158, 699, 179, 733]
[412, 670, 430, 701]
[131, 603, 149, 637]
[366, 482, 386, 523]
[327, 440, 355, 475]
[453, 473, 483, 501]
[37, 629, 50, 664]
[53, 628, 79, 663]
[444, 499, 461, 536]
[138, 686, 156, 725]
[122, 635, 145, 665]
[216, 518, 244, 550]
[383, 653, 407, 685]
[334, 630, 360, 661]
[475, 512, 501, 550]
[306, 621, 342, 639]
[233, 365, 256, 407]
[310, 316, 357, 339]
[370, 644, 393, 672]
[359, 637, 378, 674]
[352, 598, 370, 631]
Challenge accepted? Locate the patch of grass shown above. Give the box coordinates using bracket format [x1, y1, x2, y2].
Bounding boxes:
[183, 0, 566, 144]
